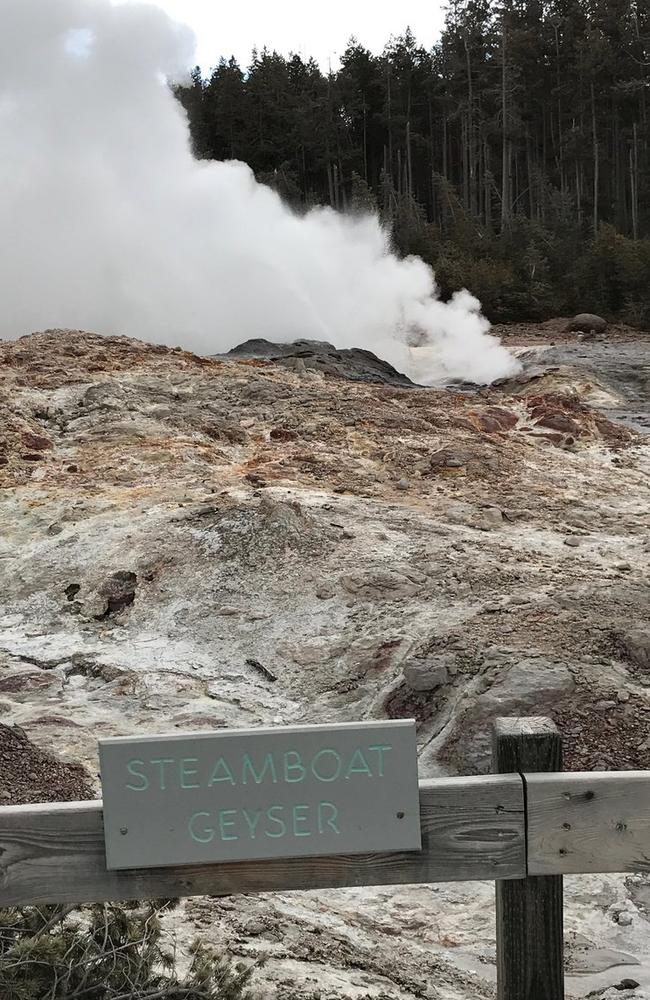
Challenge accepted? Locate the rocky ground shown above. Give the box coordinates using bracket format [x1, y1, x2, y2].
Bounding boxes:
[1, 322, 650, 999]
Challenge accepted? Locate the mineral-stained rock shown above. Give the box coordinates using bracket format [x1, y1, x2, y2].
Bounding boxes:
[348, 635, 405, 674]
[22, 431, 53, 451]
[470, 407, 519, 433]
[533, 409, 581, 435]
[270, 426, 299, 441]
[0, 671, 59, 695]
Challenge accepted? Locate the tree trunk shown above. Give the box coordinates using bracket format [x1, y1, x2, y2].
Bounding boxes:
[484, 135, 492, 231]
[362, 100, 368, 182]
[554, 23, 564, 195]
[428, 98, 436, 221]
[441, 115, 449, 229]
[462, 114, 470, 208]
[382, 145, 392, 216]
[575, 159, 582, 226]
[527, 139, 535, 219]
[386, 65, 393, 176]
[406, 120, 413, 198]
[442, 114, 448, 181]
[631, 122, 639, 241]
[541, 113, 548, 225]
[613, 106, 623, 230]
[591, 83, 599, 236]
[464, 34, 477, 216]
[501, 22, 511, 230]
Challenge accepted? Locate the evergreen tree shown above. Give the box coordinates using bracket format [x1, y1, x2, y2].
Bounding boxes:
[174, 2, 650, 324]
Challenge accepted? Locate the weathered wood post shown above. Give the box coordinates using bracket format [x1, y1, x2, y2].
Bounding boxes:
[493, 717, 564, 1000]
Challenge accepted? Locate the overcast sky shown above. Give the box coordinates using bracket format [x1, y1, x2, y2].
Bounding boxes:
[125, 0, 446, 73]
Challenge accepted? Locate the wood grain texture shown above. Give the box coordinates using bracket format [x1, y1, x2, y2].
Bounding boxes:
[0, 774, 525, 906]
[527, 771, 650, 876]
[493, 717, 565, 1000]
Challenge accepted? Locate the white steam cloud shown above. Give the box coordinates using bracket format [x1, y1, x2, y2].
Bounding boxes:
[0, 0, 521, 384]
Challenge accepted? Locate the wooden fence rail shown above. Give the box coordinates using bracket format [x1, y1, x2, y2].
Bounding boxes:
[527, 770, 650, 876]
[0, 717, 648, 1000]
[0, 774, 526, 906]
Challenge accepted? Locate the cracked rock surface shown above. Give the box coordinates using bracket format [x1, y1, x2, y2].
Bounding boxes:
[1, 324, 650, 999]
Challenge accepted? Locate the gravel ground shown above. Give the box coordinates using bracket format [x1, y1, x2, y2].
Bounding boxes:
[0, 723, 93, 805]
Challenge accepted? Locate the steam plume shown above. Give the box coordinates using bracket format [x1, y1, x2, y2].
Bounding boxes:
[0, 0, 520, 384]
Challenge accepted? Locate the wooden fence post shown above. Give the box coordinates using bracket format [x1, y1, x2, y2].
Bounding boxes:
[493, 717, 565, 1000]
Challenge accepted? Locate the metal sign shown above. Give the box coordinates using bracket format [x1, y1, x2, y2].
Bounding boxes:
[99, 720, 421, 870]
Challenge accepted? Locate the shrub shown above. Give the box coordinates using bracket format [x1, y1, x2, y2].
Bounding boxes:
[0, 901, 259, 1000]
[571, 225, 650, 317]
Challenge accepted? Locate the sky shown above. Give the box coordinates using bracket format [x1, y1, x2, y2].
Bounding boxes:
[116, 0, 447, 73]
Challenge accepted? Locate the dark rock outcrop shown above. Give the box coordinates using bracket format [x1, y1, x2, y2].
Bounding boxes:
[225, 338, 415, 387]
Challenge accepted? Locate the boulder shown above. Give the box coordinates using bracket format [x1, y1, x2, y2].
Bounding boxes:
[622, 627, 650, 671]
[403, 655, 452, 692]
[473, 407, 519, 433]
[566, 313, 608, 336]
[470, 506, 504, 531]
[533, 410, 581, 435]
[478, 660, 574, 712]
[340, 567, 427, 600]
[427, 449, 468, 475]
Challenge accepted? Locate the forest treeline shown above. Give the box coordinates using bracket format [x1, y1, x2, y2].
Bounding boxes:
[175, 0, 650, 324]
